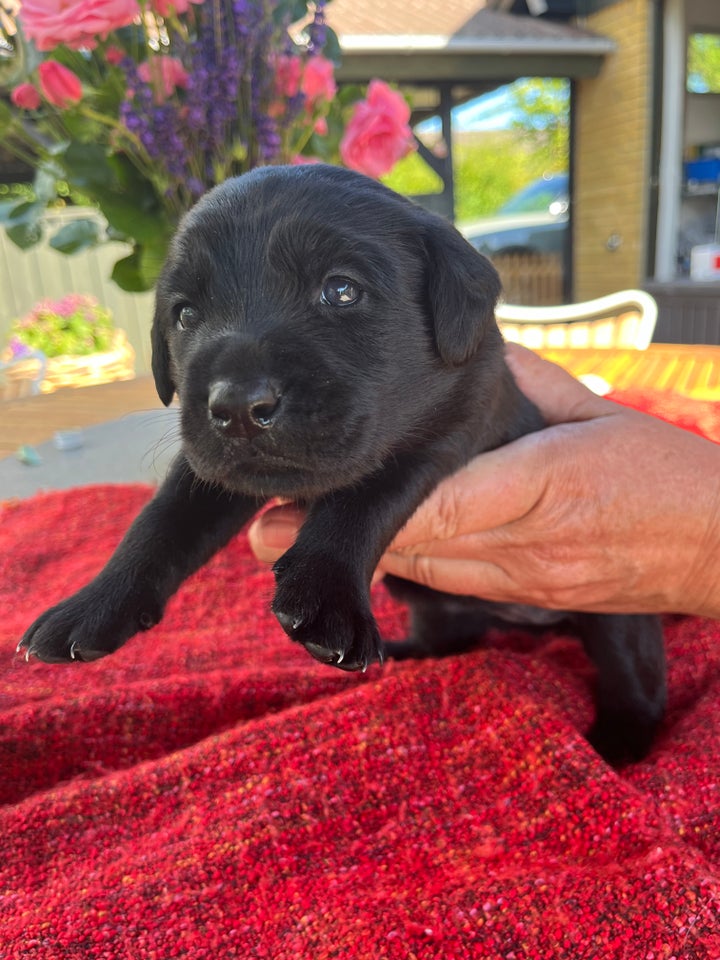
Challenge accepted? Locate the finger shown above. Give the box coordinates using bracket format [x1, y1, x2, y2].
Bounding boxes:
[386, 530, 509, 562]
[505, 342, 616, 426]
[247, 505, 305, 563]
[379, 552, 522, 603]
[378, 550, 640, 614]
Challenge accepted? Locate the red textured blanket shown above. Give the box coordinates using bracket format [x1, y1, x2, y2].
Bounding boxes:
[1, 390, 719, 960]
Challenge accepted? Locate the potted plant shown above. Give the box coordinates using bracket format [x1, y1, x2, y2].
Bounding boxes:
[2, 294, 135, 394]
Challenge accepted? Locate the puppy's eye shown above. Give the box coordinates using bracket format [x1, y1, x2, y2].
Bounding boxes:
[176, 304, 199, 331]
[321, 276, 362, 307]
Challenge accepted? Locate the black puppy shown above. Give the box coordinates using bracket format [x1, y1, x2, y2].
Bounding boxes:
[18, 164, 665, 764]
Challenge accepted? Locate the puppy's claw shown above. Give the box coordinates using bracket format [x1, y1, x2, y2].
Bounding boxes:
[303, 641, 341, 665]
[69, 642, 109, 663]
[275, 610, 304, 635]
[301, 641, 375, 673]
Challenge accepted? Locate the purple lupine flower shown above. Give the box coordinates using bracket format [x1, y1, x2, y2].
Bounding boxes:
[118, 0, 331, 199]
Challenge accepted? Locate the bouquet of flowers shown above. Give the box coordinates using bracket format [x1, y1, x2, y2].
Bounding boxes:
[0, 0, 415, 290]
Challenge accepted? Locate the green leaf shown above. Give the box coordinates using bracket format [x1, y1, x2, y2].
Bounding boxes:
[275, 0, 311, 25]
[91, 71, 127, 120]
[336, 85, 364, 107]
[49, 218, 102, 254]
[139, 237, 168, 287]
[98, 154, 173, 246]
[60, 141, 115, 191]
[110, 243, 164, 292]
[96, 193, 168, 245]
[6, 220, 43, 249]
[3, 199, 46, 227]
[61, 112, 105, 143]
[0, 199, 22, 227]
[111, 251, 148, 292]
[322, 27, 342, 63]
[105, 152, 159, 199]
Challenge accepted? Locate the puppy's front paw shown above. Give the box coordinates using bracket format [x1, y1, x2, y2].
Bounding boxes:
[18, 577, 162, 664]
[272, 555, 382, 672]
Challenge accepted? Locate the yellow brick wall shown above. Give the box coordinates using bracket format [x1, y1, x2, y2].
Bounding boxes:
[574, 0, 652, 300]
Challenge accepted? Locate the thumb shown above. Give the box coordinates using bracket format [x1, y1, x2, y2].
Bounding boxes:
[387, 347, 613, 554]
[505, 342, 615, 426]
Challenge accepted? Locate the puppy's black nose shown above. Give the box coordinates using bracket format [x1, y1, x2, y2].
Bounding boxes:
[208, 379, 282, 438]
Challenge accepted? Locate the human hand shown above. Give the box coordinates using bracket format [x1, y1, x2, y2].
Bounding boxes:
[248, 344, 720, 619]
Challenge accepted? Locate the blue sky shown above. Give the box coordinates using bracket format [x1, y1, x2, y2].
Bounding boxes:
[418, 83, 521, 135]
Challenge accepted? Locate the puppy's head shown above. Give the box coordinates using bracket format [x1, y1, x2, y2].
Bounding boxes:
[152, 164, 503, 498]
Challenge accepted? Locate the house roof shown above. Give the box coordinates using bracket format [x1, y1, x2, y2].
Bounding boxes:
[326, 0, 615, 82]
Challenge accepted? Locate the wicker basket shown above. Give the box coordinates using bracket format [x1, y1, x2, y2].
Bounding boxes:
[1, 329, 136, 399]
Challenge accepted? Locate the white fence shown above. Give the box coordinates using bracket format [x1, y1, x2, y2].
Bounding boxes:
[0, 209, 155, 373]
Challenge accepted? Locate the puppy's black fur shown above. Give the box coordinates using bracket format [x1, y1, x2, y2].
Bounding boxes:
[19, 165, 665, 764]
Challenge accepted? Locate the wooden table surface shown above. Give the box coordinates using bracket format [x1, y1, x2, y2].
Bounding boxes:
[2, 343, 720, 458]
[0, 375, 160, 457]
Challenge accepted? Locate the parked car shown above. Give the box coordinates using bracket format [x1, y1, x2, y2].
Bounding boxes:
[460, 173, 569, 257]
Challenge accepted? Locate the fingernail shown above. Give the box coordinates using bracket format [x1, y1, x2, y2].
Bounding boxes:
[250, 513, 299, 550]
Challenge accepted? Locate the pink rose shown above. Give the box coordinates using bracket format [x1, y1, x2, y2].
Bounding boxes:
[20, 0, 139, 51]
[301, 56, 336, 104]
[340, 80, 415, 179]
[274, 54, 302, 99]
[138, 57, 188, 103]
[11, 83, 42, 110]
[38, 61, 83, 108]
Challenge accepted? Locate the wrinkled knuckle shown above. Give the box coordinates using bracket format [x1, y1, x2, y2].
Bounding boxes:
[433, 482, 463, 541]
[403, 553, 439, 591]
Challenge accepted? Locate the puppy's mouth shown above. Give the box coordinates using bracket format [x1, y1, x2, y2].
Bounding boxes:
[185, 448, 354, 499]
[182, 419, 376, 499]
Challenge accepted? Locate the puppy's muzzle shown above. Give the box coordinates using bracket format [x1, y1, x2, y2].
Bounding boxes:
[208, 379, 282, 439]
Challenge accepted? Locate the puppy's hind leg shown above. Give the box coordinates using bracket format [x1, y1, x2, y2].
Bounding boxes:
[576, 613, 666, 765]
[382, 575, 491, 661]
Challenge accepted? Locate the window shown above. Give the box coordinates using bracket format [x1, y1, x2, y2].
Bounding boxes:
[687, 33, 720, 94]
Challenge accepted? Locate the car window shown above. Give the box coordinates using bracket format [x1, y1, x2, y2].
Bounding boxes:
[499, 176, 568, 215]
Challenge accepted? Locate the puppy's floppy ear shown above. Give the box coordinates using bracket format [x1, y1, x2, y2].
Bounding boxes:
[151, 307, 176, 406]
[422, 218, 502, 366]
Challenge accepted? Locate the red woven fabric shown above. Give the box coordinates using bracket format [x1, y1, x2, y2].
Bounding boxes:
[1, 390, 719, 959]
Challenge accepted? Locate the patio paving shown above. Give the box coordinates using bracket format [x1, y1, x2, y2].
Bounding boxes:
[0, 408, 181, 501]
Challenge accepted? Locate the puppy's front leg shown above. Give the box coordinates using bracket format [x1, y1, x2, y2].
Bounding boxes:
[272, 452, 455, 672]
[19, 456, 261, 663]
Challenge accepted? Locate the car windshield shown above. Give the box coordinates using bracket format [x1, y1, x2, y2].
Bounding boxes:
[499, 175, 568, 215]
